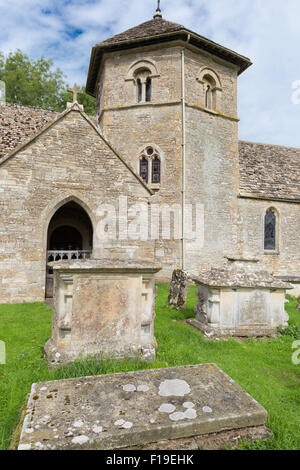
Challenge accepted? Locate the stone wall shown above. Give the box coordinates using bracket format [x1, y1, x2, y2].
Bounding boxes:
[96, 42, 242, 278]
[184, 47, 240, 274]
[97, 43, 184, 280]
[238, 198, 300, 276]
[95, 39, 300, 281]
[0, 108, 153, 304]
[1, 39, 299, 304]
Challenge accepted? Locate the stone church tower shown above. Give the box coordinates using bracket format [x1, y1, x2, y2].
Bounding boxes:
[86, 6, 252, 276]
[0, 6, 299, 304]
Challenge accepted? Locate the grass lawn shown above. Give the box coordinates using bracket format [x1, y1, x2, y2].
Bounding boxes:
[0, 286, 299, 450]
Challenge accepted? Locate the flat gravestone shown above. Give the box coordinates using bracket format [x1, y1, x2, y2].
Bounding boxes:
[18, 364, 268, 450]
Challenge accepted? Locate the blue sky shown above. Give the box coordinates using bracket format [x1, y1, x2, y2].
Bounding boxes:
[0, 0, 299, 147]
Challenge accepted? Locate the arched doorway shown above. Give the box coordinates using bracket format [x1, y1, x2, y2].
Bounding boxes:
[50, 226, 83, 251]
[46, 201, 93, 298]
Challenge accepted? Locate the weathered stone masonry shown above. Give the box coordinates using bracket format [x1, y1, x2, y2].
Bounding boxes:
[0, 15, 299, 303]
[0, 106, 153, 303]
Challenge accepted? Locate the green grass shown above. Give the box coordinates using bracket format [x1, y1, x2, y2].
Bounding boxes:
[0, 286, 300, 450]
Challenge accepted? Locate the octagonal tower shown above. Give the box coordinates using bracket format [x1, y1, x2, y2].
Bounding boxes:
[86, 10, 252, 279]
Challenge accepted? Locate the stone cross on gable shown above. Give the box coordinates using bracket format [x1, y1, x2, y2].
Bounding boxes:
[67, 83, 83, 103]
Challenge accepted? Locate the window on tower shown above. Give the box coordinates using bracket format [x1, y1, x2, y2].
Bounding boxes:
[139, 146, 161, 189]
[134, 68, 152, 103]
[197, 67, 222, 112]
[126, 59, 159, 104]
[203, 74, 216, 111]
[152, 156, 161, 184]
[139, 157, 149, 183]
[137, 79, 142, 103]
[146, 77, 152, 102]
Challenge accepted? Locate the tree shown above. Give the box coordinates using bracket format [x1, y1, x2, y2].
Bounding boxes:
[0, 50, 96, 115]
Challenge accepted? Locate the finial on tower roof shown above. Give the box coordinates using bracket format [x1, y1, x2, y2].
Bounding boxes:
[153, 0, 162, 19]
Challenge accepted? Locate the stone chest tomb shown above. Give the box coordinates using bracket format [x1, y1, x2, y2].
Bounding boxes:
[189, 263, 293, 337]
[44, 259, 161, 365]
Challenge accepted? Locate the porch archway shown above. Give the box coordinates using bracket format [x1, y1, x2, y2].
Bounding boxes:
[45, 201, 93, 297]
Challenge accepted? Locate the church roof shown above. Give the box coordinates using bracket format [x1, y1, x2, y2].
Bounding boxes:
[1, 103, 299, 202]
[98, 18, 184, 46]
[0, 103, 59, 159]
[0, 102, 153, 195]
[239, 140, 300, 202]
[86, 17, 252, 96]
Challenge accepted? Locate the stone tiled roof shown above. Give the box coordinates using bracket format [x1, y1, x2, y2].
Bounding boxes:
[98, 18, 184, 46]
[192, 266, 293, 289]
[0, 102, 154, 195]
[0, 103, 99, 160]
[239, 140, 300, 201]
[0, 103, 59, 159]
[1, 104, 299, 202]
[86, 17, 252, 95]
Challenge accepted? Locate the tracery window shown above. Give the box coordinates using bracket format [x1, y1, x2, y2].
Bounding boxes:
[264, 208, 277, 251]
[152, 157, 161, 184]
[139, 146, 161, 188]
[140, 157, 149, 183]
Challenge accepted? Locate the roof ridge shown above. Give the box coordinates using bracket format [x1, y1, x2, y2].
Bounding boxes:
[239, 139, 300, 152]
[0, 101, 59, 113]
[98, 17, 184, 46]
[0, 102, 154, 196]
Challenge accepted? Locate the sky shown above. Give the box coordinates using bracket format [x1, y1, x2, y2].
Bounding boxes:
[0, 0, 299, 147]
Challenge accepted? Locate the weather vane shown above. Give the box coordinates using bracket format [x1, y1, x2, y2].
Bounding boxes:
[154, 0, 162, 19]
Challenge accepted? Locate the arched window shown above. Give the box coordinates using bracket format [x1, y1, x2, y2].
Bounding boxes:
[205, 84, 214, 109]
[126, 60, 159, 104]
[152, 157, 161, 184]
[197, 67, 222, 111]
[264, 208, 277, 250]
[137, 79, 142, 103]
[146, 77, 152, 102]
[139, 146, 161, 188]
[139, 157, 149, 183]
[203, 75, 216, 110]
[133, 68, 152, 103]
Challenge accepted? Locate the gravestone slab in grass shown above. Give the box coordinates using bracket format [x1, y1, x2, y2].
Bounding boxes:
[17, 364, 268, 450]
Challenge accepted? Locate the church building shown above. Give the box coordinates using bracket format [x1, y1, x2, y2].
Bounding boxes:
[0, 6, 299, 304]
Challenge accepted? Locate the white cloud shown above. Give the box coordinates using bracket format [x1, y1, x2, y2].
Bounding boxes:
[0, 0, 299, 147]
